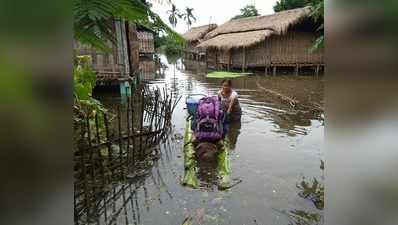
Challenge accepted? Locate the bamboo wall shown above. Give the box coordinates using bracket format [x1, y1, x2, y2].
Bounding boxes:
[137, 31, 155, 54]
[232, 31, 323, 67]
[139, 59, 156, 80]
[206, 49, 217, 69]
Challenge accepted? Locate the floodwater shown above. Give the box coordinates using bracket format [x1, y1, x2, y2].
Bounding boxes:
[95, 55, 324, 225]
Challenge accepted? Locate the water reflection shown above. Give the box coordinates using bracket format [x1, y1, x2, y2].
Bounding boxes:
[75, 134, 177, 225]
[283, 161, 324, 225]
[226, 121, 241, 150]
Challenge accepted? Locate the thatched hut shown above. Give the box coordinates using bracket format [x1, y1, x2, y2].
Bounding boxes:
[137, 26, 155, 55]
[75, 20, 139, 85]
[197, 7, 324, 74]
[182, 24, 217, 60]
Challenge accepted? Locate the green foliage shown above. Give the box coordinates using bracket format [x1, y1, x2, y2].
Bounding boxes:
[309, 0, 324, 21]
[182, 119, 199, 188]
[309, 0, 324, 51]
[309, 36, 324, 52]
[232, 4, 259, 20]
[273, 0, 310, 12]
[74, 0, 181, 52]
[74, 56, 96, 101]
[73, 55, 108, 122]
[157, 33, 185, 56]
[74, 0, 144, 51]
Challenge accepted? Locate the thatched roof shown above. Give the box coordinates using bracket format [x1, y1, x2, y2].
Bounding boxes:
[182, 24, 218, 42]
[198, 7, 312, 50]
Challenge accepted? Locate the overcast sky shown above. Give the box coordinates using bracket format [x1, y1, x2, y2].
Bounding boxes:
[149, 0, 279, 34]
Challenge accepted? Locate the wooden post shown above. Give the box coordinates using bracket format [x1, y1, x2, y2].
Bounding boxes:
[273, 66, 276, 76]
[316, 65, 320, 76]
[227, 50, 231, 71]
[215, 50, 218, 70]
[242, 47, 246, 72]
[264, 41, 267, 76]
[295, 64, 299, 76]
[205, 50, 208, 67]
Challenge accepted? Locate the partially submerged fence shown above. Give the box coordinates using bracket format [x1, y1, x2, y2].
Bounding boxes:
[74, 86, 181, 225]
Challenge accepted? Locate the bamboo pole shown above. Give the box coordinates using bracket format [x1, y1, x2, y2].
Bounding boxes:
[94, 114, 106, 186]
[126, 97, 132, 172]
[117, 106, 123, 177]
[131, 95, 136, 172]
[103, 113, 114, 178]
[80, 121, 91, 219]
[139, 90, 144, 159]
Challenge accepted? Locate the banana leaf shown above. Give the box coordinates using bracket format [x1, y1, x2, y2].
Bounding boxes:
[182, 119, 199, 188]
[217, 138, 231, 190]
[182, 119, 232, 190]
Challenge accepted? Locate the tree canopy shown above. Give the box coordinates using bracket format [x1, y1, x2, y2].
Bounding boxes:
[231, 4, 259, 20]
[273, 0, 310, 12]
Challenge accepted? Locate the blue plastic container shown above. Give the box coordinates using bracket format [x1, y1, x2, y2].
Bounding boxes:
[186, 94, 205, 116]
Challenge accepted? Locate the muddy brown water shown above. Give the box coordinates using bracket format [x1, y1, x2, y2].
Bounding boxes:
[95, 55, 324, 225]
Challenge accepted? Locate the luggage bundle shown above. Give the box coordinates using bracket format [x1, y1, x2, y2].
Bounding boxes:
[186, 95, 224, 142]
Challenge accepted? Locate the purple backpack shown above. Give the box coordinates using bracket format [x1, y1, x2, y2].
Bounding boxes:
[194, 96, 224, 141]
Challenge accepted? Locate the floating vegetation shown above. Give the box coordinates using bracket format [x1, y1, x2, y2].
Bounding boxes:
[206, 71, 252, 78]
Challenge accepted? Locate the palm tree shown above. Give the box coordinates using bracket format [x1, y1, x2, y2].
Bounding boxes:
[183, 7, 196, 30]
[167, 4, 181, 28]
